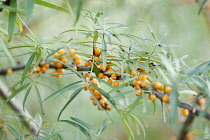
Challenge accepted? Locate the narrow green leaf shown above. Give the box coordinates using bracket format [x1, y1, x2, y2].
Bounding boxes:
[6, 124, 22, 140]
[23, 85, 33, 111]
[198, 0, 207, 14]
[138, 20, 156, 41]
[20, 52, 36, 85]
[26, 0, 35, 21]
[35, 46, 42, 64]
[0, 38, 15, 65]
[93, 63, 100, 77]
[59, 120, 91, 139]
[35, 85, 44, 115]
[57, 87, 83, 120]
[126, 96, 141, 117]
[75, 0, 83, 24]
[62, 0, 75, 20]
[187, 61, 210, 77]
[93, 31, 98, 42]
[97, 120, 111, 135]
[8, 0, 17, 41]
[35, 0, 69, 13]
[130, 114, 146, 138]
[70, 117, 95, 134]
[5, 83, 30, 103]
[44, 80, 82, 101]
[42, 131, 62, 140]
[102, 38, 107, 71]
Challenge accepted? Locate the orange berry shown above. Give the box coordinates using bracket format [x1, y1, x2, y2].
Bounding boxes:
[59, 55, 66, 60]
[116, 70, 121, 77]
[53, 52, 59, 57]
[107, 79, 113, 85]
[99, 64, 104, 71]
[185, 133, 192, 140]
[83, 86, 88, 91]
[61, 58, 67, 63]
[114, 81, 120, 87]
[140, 82, 146, 88]
[99, 99, 106, 106]
[92, 101, 97, 106]
[6, 68, 13, 75]
[98, 73, 104, 79]
[104, 104, 112, 111]
[90, 95, 94, 100]
[85, 61, 91, 67]
[111, 73, 117, 80]
[69, 48, 77, 54]
[94, 48, 101, 56]
[44, 64, 50, 69]
[159, 84, 164, 91]
[35, 67, 41, 73]
[148, 94, 156, 102]
[106, 69, 113, 75]
[135, 80, 142, 86]
[87, 53, 92, 58]
[165, 86, 172, 94]
[197, 97, 205, 105]
[53, 61, 58, 65]
[73, 66, 77, 71]
[89, 85, 95, 91]
[154, 82, 161, 90]
[57, 68, 64, 73]
[56, 75, 62, 78]
[56, 62, 63, 68]
[162, 95, 170, 103]
[136, 90, 142, 96]
[83, 73, 89, 78]
[189, 95, 195, 100]
[106, 64, 112, 70]
[134, 85, 140, 90]
[74, 60, 82, 65]
[58, 49, 65, 54]
[145, 80, 150, 85]
[74, 55, 81, 60]
[182, 108, 189, 116]
[130, 69, 135, 76]
[40, 67, 47, 73]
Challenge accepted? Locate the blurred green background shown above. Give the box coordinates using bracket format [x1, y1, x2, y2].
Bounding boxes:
[1, 0, 210, 139]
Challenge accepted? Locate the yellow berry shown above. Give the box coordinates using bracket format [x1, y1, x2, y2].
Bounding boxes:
[182, 108, 189, 116]
[136, 90, 142, 96]
[162, 95, 170, 103]
[197, 97, 205, 105]
[6, 68, 13, 75]
[107, 79, 113, 85]
[111, 73, 117, 80]
[114, 81, 120, 87]
[94, 48, 101, 56]
[40, 67, 47, 73]
[148, 94, 156, 102]
[165, 86, 172, 94]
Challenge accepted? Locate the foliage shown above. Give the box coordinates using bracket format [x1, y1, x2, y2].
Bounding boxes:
[0, 0, 210, 140]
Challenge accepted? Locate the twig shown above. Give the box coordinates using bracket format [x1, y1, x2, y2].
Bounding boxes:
[178, 112, 195, 140]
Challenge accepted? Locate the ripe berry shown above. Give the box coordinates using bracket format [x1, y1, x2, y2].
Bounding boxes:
[182, 108, 189, 116]
[197, 97, 205, 105]
[58, 49, 65, 54]
[98, 73, 104, 79]
[90, 95, 94, 100]
[164, 86, 172, 94]
[6, 68, 13, 75]
[130, 69, 135, 76]
[83, 86, 88, 91]
[145, 80, 150, 85]
[148, 94, 156, 102]
[35, 67, 41, 73]
[56, 62, 63, 68]
[85, 61, 91, 67]
[154, 82, 161, 90]
[159, 84, 164, 91]
[56, 74, 62, 78]
[73, 66, 77, 71]
[135, 80, 142, 86]
[57, 68, 64, 73]
[162, 95, 169, 103]
[106, 69, 113, 76]
[40, 67, 47, 73]
[104, 104, 112, 111]
[94, 48, 101, 56]
[74, 60, 82, 65]
[111, 73, 117, 80]
[107, 79, 113, 85]
[53, 52, 59, 57]
[134, 85, 140, 90]
[114, 81, 120, 87]
[116, 70, 121, 77]
[136, 90, 142, 96]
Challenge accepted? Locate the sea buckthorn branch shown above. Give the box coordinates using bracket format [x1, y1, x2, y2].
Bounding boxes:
[178, 112, 195, 140]
[150, 89, 210, 120]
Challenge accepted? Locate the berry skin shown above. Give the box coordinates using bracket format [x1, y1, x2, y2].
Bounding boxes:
[104, 104, 112, 111]
[73, 66, 77, 71]
[107, 79, 113, 85]
[148, 94, 156, 102]
[106, 69, 113, 75]
[116, 70, 121, 77]
[182, 108, 189, 116]
[130, 69, 135, 76]
[40, 67, 47, 73]
[74, 60, 82, 65]
[111, 73, 117, 80]
[57, 68, 64, 73]
[134, 85, 140, 90]
[85, 61, 91, 67]
[56, 62, 63, 68]
[83, 86, 88, 91]
[114, 81, 120, 87]
[90, 95, 94, 100]
[6, 68, 13, 75]
[56, 75, 62, 79]
[58, 49, 65, 54]
[197, 97, 205, 105]
[94, 48, 101, 56]
[53, 52, 59, 57]
[153, 82, 162, 90]
[159, 84, 164, 91]
[162, 95, 170, 103]
[35, 67, 41, 73]
[135, 80, 142, 86]
[136, 90, 142, 96]
[165, 86, 172, 94]
[98, 73, 104, 79]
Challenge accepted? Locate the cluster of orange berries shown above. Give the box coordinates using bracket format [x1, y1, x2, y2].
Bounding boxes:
[34, 62, 50, 74]
[83, 73, 112, 111]
[84, 47, 102, 67]
[69, 48, 82, 66]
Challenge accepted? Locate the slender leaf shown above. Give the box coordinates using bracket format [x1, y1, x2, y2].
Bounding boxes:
[0, 38, 15, 65]
[8, 0, 17, 41]
[93, 63, 100, 77]
[59, 120, 91, 139]
[97, 120, 112, 135]
[26, 0, 35, 21]
[102, 38, 107, 71]
[70, 117, 95, 134]
[20, 51, 36, 85]
[44, 80, 82, 101]
[5, 83, 30, 103]
[23, 85, 33, 110]
[35, 85, 44, 115]
[42, 131, 62, 140]
[57, 87, 83, 120]
[6, 124, 22, 140]
[35, 0, 69, 13]
[75, 0, 83, 24]
[198, 0, 207, 14]
[126, 96, 141, 116]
